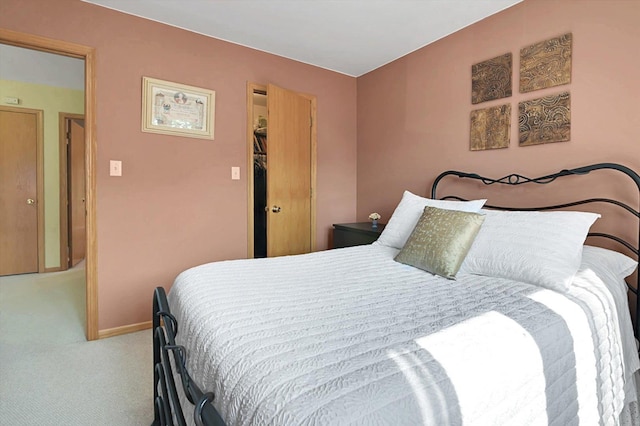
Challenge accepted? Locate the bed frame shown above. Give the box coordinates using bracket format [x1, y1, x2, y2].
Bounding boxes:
[151, 162, 640, 426]
[152, 286, 226, 426]
[431, 162, 640, 336]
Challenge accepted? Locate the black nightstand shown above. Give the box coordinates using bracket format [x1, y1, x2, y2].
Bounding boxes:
[332, 222, 386, 248]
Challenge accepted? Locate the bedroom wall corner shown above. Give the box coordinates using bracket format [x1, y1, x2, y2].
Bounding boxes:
[356, 0, 640, 246]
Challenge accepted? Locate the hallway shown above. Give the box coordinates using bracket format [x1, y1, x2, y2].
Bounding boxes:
[0, 262, 85, 344]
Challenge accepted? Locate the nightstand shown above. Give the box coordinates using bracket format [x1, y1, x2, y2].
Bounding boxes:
[332, 222, 386, 248]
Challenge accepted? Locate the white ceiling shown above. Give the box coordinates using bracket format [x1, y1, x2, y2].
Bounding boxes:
[83, 0, 522, 77]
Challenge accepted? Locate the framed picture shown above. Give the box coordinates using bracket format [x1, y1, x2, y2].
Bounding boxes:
[141, 77, 215, 139]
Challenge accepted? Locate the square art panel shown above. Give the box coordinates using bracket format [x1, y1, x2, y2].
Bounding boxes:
[520, 33, 572, 93]
[519, 92, 571, 146]
[470, 104, 511, 151]
[471, 53, 512, 104]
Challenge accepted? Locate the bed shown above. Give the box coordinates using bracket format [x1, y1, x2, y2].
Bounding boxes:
[151, 163, 640, 426]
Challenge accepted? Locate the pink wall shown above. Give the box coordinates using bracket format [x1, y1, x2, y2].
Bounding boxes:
[0, 0, 357, 329]
[357, 0, 640, 244]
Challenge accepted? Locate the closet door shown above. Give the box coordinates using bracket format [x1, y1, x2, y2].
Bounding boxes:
[266, 84, 312, 257]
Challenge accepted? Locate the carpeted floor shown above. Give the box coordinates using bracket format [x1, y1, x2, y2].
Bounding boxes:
[0, 264, 153, 425]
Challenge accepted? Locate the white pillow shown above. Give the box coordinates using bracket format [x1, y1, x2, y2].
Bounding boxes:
[578, 245, 638, 370]
[581, 245, 638, 280]
[376, 191, 487, 249]
[458, 210, 600, 292]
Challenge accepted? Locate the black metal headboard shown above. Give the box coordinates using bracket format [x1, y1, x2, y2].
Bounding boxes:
[431, 162, 640, 337]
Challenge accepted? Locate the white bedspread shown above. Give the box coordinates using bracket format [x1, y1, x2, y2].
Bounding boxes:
[168, 244, 639, 425]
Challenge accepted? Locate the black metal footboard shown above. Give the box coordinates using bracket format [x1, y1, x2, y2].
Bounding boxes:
[152, 287, 226, 426]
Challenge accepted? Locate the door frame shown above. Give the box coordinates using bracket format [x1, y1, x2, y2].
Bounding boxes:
[246, 82, 317, 258]
[0, 29, 99, 341]
[58, 112, 85, 270]
[0, 105, 45, 273]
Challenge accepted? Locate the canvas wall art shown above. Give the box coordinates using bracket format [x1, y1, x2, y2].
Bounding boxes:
[471, 53, 512, 104]
[470, 104, 511, 151]
[519, 91, 571, 146]
[520, 33, 572, 93]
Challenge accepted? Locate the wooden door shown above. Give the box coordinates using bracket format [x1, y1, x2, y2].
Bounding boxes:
[0, 107, 41, 275]
[68, 118, 86, 267]
[266, 84, 312, 257]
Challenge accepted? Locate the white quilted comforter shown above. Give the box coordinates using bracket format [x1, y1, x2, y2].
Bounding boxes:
[168, 244, 639, 425]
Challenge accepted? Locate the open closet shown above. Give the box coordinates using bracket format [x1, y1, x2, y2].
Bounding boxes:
[252, 91, 268, 257]
[246, 83, 318, 259]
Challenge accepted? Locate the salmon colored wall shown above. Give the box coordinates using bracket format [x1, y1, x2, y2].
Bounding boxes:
[357, 0, 640, 241]
[0, 0, 357, 330]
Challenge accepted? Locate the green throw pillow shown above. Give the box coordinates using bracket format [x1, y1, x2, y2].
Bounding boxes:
[394, 206, 485, 279]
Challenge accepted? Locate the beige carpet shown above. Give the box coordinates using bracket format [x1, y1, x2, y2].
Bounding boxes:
[0, 264, 153, 425]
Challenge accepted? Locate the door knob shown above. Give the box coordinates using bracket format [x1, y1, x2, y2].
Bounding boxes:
[27, 198, 36, 205]
[271, 205, 281, 213]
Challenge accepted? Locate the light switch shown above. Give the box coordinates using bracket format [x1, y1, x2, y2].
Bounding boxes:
[110, 160, 122, 177]
[231, 166, 240, 180]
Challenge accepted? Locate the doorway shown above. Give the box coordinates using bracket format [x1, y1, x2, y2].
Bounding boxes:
[0, 29, 98, 340]
[59, 113, 86, 269]
[246, 82, 317, 258]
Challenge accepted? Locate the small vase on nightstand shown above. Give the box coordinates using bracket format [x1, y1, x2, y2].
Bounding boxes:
[368, 212, 381, 229]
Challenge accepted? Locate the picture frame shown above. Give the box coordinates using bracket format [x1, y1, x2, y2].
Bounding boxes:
[141, 76, 215, 139]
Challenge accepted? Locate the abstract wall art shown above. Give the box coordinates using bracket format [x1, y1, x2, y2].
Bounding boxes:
[520, 33, 572, 93]
[471, 53, 512, 104]
[470, 104, 511, 151]
[519, 91, 571, 146]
